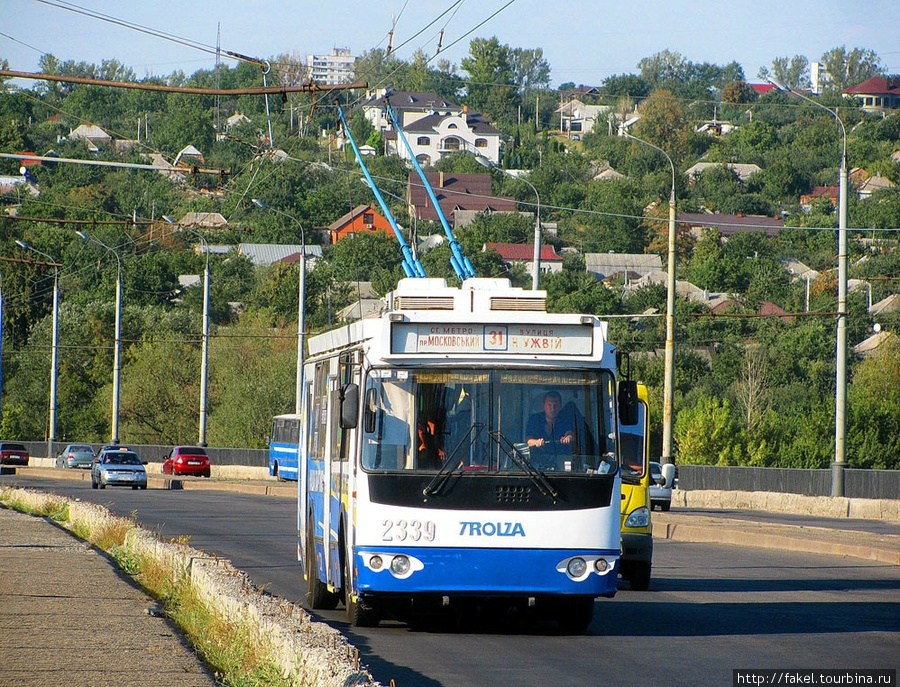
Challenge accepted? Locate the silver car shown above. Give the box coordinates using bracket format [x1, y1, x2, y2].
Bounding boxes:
[91, 448, 148, 490]
[56, 444, 95, 469]
[649, 461, 674, 511]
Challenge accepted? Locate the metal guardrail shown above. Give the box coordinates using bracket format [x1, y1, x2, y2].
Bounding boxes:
[23, 442, 269, 469]
[16, 441, 898, 499]
[677, 465, 900, 501]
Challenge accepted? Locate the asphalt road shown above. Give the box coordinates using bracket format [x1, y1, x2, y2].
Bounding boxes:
[4, 474, 899, 687]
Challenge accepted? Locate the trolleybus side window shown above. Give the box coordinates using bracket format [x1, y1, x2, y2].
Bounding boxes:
[311, 362, 329, 463]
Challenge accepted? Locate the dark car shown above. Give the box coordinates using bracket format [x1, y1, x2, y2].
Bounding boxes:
[0, 442, 30, 466]
[91, 447, 147, 490]
[55, 444, 95, 469]
[163, 446, 211, 478]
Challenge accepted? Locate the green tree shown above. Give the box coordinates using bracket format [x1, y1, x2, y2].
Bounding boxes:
[601, 73, 651, 98]
[847, 338, 900, 469]
[757, 55, 809, 90]
[819, 46, 883, 90]
[460, 37, 519, 124]
[674, 395, 742, 465]
[632, 89, 689, 162]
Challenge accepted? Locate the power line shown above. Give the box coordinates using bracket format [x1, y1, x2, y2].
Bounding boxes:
[0, 68, 367, 95]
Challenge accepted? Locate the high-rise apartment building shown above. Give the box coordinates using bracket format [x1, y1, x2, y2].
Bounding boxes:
[306, 48, 355, 85]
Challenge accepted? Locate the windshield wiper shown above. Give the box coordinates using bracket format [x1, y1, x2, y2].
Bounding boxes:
[422, 423, 483, 497]
[490, 431, 558, 502]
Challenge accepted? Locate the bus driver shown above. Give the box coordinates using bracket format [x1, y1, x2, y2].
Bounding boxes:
[525, 390, 575, 451]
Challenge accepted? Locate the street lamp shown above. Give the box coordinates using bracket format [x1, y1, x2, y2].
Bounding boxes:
[768, 77, 848, 497]
[15, 240, 60, 459]
[622, 131, 678, 468]
[76, 231, 122, 445]
[252, 199, 306, 415]
[475, 157, 542, 290]
[165, 217, 211, 447]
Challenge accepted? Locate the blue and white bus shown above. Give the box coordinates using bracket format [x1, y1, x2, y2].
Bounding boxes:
[269, 414, 300, 481]
[298, 277, 635, 630]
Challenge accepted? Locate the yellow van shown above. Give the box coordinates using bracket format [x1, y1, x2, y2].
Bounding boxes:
[619, 383, 652, 590]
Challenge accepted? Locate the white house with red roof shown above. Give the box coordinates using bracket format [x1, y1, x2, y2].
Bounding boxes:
[842, 76, 900, 113]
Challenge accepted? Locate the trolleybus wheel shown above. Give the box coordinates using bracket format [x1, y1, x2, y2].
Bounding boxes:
[557, 596, 594, 633]
[629, 562, 651, 591]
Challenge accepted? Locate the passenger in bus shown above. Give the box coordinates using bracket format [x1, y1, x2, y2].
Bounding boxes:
[525, 390, 575, 451]
[417, 411, 446, 469]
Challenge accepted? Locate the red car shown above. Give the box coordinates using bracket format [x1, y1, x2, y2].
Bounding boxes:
[162, 446, 211, 477]
[0, 442, 29, 466]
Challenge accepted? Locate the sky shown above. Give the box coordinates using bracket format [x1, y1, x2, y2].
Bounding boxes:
[2, 0, 899, 89]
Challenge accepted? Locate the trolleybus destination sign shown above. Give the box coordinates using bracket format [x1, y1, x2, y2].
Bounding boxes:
[391, 322, 594, 356]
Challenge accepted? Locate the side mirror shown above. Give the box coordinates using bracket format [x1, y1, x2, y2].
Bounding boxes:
[340, 383, 359, 429]
[660, 462, 676, 489]
[618, 380, 639, 426]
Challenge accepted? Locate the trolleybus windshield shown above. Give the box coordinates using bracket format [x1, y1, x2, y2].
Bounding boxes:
[361, 368, 618, 476]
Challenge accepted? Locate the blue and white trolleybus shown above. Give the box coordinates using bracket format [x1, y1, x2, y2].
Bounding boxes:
[298, 277, 635, 630]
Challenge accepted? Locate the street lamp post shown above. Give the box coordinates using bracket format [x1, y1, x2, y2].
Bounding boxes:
[252, 199, 306, 415]
[77, 231, 122, 445]
[15, 241, 60, 459]
[622, 132, 678, 467]
[768, 78, 848, 497]
[475, 158, 542, 289]
[164, 218, 211, 447]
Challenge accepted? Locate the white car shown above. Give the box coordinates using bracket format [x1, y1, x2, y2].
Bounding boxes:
[649, 461, 675, 511]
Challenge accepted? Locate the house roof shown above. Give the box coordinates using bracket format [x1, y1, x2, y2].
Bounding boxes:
[328, 205, 383, 231]
[408, 172, 517, 222]
[678, 212, 783, 237]
[484, 242, 563, 262]
[69, 123, 111, 140]
[710, 299, 794, 322]
[585, 253, 663, 276]
[853, 330, 896, 357]
[842, 76, 900, 96]
[858, 174, 896, 194]
[402, 111, 502, 136]
[238, 243, 323, 266]
[684, 162, 762, 182]
[871, 294, 900, 316]
[362, 89, 460, 112]
[176, 212, 228, 228]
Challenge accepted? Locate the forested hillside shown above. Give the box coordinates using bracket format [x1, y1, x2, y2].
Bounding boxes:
[1, 44, 898, 468]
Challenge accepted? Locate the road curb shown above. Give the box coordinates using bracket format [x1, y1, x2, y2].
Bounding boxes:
[653, 516, 900, 566]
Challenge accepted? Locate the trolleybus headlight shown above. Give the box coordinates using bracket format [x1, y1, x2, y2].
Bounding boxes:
[368, 555, 383, 571]
[567, 557, 587, 578]
[390, 555, 411, 576]
[594, 558, 609, 573]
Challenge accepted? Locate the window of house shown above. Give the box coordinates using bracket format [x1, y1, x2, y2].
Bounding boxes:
[363, 212, 374, 225]
[417, 136, 430, 145]
[475, 138, 488, 148]
[416, 154, 431, 166]
[443, 137, 460, 151]
[447, 123, 458, 129]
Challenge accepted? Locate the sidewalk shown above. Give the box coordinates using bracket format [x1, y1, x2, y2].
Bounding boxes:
[0, 506, 217, 687]
[654, 510, 900, 566]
